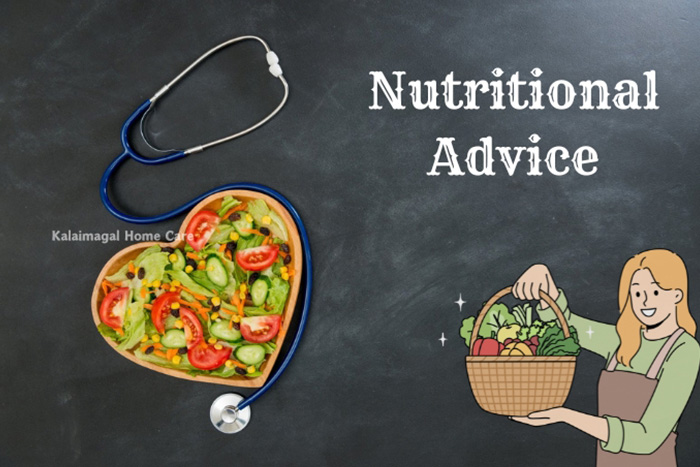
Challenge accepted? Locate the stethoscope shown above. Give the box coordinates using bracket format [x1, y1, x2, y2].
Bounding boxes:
[99, 36, 311, 434]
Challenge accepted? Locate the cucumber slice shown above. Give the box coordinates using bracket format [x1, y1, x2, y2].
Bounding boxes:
[250, 279, 269, 306]
[211, 320, 242, 341]
[205, 256, 228, 287]
[171, 249, 186, 270]
[161, 329, 186, 348]
[232, 211, 254, 238]
[235, 344, 266, 366]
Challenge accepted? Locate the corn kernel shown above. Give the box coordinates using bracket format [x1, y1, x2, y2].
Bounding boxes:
[232, 315, 241, 323]
[172, 280, 181, 287]
[141, 279, 148, 286]
[240, 284, 247, 293]
[214, 344, 223, 350]
[151, 334, 161, 343]
[174, 320, 183, 329]
[211, 312, 220, 321]
[281, 272, 289, 281]
[152, 280, 161, 288]
[280, 266, 288, 274]
[185, 265, 194, 273]
[168, 253, 178, 263]
[141, 335, 148, 343]
[225, 360, 234, 368]
[245, 214, 253, 223]
[230, 232, 240, 241]
[211, 296, 221, 306]
[262, 215, 272, 225]
[172, 355, 182, 365]
[171, 302, 180, 310]
[208, 337, 217, 345]
[246, 366, 255, 374]
[239, 292, 246, 300]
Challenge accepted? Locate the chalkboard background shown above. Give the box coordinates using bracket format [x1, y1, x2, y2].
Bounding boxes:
[2, 1, 700, 465]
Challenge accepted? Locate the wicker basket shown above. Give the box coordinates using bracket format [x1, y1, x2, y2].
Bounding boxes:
[466, 286, 576, 416]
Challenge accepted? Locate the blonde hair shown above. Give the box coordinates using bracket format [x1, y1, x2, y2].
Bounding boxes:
[616, 249, 696, 366]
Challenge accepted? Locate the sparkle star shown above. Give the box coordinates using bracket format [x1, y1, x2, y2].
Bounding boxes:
[586, 326, 595, 339]
[455, 294, 466, 312]
[439, 333, 447, 347]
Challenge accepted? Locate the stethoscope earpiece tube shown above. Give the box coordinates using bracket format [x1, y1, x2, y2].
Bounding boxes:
[100, 36, 310, 432]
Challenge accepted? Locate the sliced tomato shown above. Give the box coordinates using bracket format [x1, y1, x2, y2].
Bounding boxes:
[179, 308, 204, 349]
[240, 315, 281, 343]
[188, 343, 232, 370]
[150, 291, 180, 334]
[185, 210, 220, 251]
[236, 245, 280, 271]
[99, 287, 129, 330]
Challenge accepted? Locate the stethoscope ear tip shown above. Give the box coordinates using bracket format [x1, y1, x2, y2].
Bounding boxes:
[210, 393, 251, 434]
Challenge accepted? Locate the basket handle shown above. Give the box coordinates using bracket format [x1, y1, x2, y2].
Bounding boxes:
[469, 286, 570, 355]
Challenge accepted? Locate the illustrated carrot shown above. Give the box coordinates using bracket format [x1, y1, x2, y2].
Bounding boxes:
[143, 303, 153, 310]
[154, 350, 167, 358]
[239, 228, 264, 236]
[186, 252, 201, 261]
[218, 244, 227, 252]
[166, 349, 177, 360]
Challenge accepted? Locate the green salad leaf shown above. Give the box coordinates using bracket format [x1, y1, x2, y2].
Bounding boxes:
[460, 316, 475, 347]
[216, 196, 242, 217]
[536, 325, 581, 356]
[266, 277, 290, 313]
[167, 269, 215, 297]
[479, 303, 516, 339]
[117, 302, 147, 351]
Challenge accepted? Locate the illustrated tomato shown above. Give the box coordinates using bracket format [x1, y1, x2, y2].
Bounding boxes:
[179, 308, 204, 349]
[150, 292, 180, 334]
[240, 315, 281, 343]
[187, 343, 232, 370]
[236, 245, 280, 271]
[99, 287, 129, 330]
[185, 210, 220, 251]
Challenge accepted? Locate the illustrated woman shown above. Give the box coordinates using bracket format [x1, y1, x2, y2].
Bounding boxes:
[510, 249, 699, 466]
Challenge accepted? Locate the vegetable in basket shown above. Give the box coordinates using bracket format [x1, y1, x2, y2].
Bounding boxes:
[460, 301, 580, 357]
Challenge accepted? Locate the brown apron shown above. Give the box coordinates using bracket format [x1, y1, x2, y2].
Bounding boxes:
[596, 327, 685, 467]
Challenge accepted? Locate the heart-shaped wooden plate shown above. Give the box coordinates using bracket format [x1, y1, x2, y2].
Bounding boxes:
[91, 190, 303, 387]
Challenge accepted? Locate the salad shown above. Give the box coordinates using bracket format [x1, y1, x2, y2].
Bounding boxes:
[460, 302, 581, 357]
[96, 195, 296, 380]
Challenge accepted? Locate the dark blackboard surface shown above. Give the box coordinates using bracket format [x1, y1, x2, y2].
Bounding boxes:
[2, 1, 700, 465]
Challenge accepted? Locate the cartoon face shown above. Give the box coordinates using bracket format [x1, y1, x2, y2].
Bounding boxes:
[629, 268, 683, 328]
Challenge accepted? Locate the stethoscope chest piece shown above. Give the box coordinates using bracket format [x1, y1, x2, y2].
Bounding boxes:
[210, 393, 251, 433]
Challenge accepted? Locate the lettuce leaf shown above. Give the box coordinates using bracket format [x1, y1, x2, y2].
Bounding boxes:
[265, 277, 290, 314]
[167, 269, 215, 297]
[216, 196, 242, 217]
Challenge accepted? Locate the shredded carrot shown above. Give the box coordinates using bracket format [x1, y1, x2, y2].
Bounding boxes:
[228, 316, 235, 329]
[218, 244, 227, 252]
[178, 299, 204, 310]
[143, 303, 153, 310]
[154, 350, 167, 358]
[186, 252, 201, 261]
[128, 262, 135, 274]
[101, 281, 109, 295]
[288, 268, 296, 277]
[139, 342, 162, 352]
[231, 359, 247, 369]
[221, 203, 247, 219]
[240, 228, 264, 236]
[178, 286, 207, 302]
[225, 250, 233, 261]
[262, 237, 270, 246]
[140, 287, 148, 298]
[166, 349, 177, 360]
[116, 328, 124, 336]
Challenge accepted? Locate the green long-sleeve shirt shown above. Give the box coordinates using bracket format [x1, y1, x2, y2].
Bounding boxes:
[536, 289, 700, 455]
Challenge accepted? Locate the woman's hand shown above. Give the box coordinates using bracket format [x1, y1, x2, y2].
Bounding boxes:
[513, 264, 559, 309]
[510, 407, 569, 426]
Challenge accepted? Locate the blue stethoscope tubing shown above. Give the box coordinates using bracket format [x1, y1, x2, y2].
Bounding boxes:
[99, 36, 311, 414]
